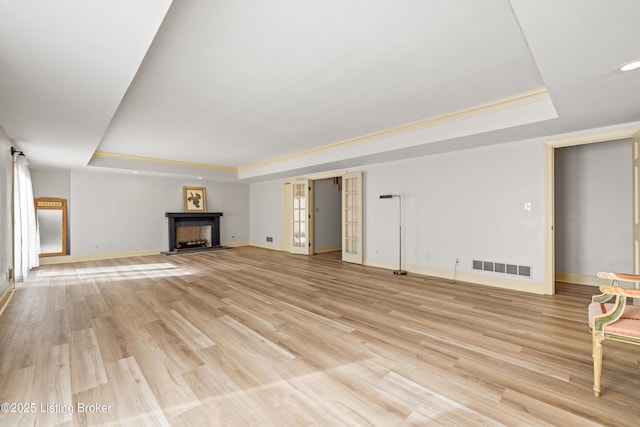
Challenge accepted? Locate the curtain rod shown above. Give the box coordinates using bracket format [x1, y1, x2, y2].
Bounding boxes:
[10, 147, 24, 156]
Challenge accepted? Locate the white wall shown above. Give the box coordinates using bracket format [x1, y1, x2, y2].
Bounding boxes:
[31, 168, 72, 255]
[210, 180, 250, 246]
[250, 138, 546, 292]
[31, 168, 70, 199]
[313, 178, 341, 252]
[18, 128, 633, 293]
[30, 170, 250, 257]
[555, 140, 632, 276]
[363, 138, 545, 287]
[0, 127, 13, 300]
[249, 179, 283, 248]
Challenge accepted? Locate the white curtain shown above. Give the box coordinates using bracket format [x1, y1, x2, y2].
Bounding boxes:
[14, 154, 39, 281]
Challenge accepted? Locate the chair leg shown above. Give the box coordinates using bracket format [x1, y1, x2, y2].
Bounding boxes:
[593, 331, 603, 397]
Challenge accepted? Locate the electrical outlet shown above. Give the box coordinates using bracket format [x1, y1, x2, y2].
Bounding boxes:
[266, 236, 273, 242]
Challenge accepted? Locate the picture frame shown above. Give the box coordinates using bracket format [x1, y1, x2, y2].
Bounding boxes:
[183, 186, 207, 212]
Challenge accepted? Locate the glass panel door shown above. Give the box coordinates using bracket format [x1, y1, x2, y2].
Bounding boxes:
[634, 137, 640, 295]
[342, 172, 362, 264]
[291, 179, 310, 255]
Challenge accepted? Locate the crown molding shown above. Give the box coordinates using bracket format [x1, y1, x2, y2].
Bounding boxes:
[545, 126, 640, 148]
[91, 151, 237, 172]
[239, 87, 551, 172]
[94, 88, 551, 177]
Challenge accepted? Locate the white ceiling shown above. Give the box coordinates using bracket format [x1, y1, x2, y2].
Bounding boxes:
[1, 0, 639, 182]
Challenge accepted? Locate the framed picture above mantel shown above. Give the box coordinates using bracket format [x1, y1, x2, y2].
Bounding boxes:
[183, 186, 206, 212]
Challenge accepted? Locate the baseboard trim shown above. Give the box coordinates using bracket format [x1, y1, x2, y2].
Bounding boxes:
[555, 272, 607, 287]
[221, 242, 250, 248]
[314, 246, 341, 254]
[364, 259, 549, 294]
[0, 286, 15, 318]
[249, 242, 287, 251]
[250, 244, 342, 254]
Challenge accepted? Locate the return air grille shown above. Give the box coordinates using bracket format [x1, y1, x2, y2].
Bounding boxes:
[472, 259, 532, 278]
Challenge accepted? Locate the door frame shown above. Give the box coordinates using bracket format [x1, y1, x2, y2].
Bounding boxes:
[289, 179, 312, 255]
[544, 126, 640, 295]
[341, 171, 363, 264]
[282, 170, 364, 264]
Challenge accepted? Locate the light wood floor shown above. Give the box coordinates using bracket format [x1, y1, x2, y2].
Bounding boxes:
[1, 247, 639, 426]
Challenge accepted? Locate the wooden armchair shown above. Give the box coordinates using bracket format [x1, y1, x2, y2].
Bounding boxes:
[589, 272, 640, 396]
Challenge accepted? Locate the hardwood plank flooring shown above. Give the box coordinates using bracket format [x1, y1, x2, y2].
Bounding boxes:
[1, 247, 639, 426]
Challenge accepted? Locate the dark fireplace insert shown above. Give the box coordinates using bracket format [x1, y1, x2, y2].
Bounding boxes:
[165, 212, 223, 253]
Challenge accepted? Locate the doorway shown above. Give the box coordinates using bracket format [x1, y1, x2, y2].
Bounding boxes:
[312, 178, 342, 254]
[554, 141, 632, 286]
[544, 127, 640, 294]
[283, 171, 363, 264]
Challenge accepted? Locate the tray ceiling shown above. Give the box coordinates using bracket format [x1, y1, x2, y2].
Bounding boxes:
[1, 1, 638, 181]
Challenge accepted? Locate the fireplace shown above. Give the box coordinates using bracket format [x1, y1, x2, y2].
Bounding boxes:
[165, 212, 223, 253]
[176, 225, 211, 249]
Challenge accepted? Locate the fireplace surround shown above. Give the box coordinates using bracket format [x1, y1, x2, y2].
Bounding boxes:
[165, 212, 223, 253]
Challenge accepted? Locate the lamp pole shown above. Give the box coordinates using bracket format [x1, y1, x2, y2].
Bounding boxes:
[379, 194, 407, 275]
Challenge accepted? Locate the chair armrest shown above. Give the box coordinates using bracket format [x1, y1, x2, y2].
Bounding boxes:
[592, 291, 627, 331]
[591, 284, 640, 331]
[595, 273, 640, 303]
[597, 272, 640, 283]
[592, 292, 615, 303]
[590, 273, 640, 331]
[598, 285, 640, 298]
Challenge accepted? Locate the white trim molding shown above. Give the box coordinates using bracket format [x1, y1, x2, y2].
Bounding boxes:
[544, 123, 640, 295]
[555, 272, 606, 288]
[365, 259, 548, 295]
[0, 287, 15, 317]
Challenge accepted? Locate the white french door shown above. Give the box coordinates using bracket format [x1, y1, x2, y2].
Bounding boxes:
[290, 179, 312, 255]
[634, 135, 640, 290]
[342, 172, 363, 264]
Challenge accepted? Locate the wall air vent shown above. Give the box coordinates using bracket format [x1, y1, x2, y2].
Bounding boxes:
[518, 266, 531, 277]
[472, 259, 532, 278]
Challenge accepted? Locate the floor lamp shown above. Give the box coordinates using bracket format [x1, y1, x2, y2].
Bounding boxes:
[379, 194, 407, 275]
